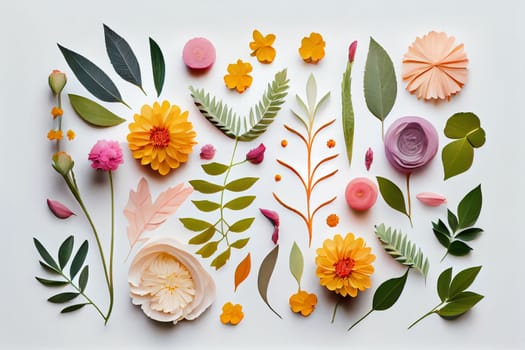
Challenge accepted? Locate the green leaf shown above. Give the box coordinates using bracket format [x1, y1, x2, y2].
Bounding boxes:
[364, 37, 397, 122]
[48, 292, 80, 304]
[78, 265, 89, 292]
[201, 162, 229, 176]
[191, 200, 221, 212]
[466, 128, 486, 148]
[229, 218, 255, 233]
[444, 112, 481, 139]
[257, 245, 282, 318]
[448, 266, 482, 298]
[188, 226, 216, 245]
[149, 37, 165, 97]
[447, 240, 472, 256]
[69, 94, 126, 127]
[456, 227, 483, 241]
[61, 303, 88, 313]
[433, 228, 451, 249]
[447, 210, 459, 233]
[224, 196, 256, 210]
[372, 269, 409, 311]
[70, 240, 88, 280]
[437, 267, 453, 302]
[33, 238, 60, 271]
[58, 236, 74, 269]
[289, 242, 304, 287]
[230, 238, 250, 249]
[438, 291, 484, 318]
[457, 185, 482, 229]
[39, 261, 60, 275]
[195, 241, 218, 258]
[341, 60, 355, 165]
[189, 180, 224, 194]
[376, 177, 408, 217]
[179, 218, 212, 232]
[442, 138, 474, 180]
[211, 248, 231, 270]
[432, 220, 452, 249]
[103, 24, 143, 92]
[35, 277, 68, 287]
[57, 44, 126, 105]
[306, 74, 317, 112]
[225, 177, 259, 192]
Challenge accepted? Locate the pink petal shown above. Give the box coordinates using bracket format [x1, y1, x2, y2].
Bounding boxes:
[259, 208, 279, 245]
[47, 199, 75, 219]
[365, 147, 373, 171]
[416, 192, 447, 206]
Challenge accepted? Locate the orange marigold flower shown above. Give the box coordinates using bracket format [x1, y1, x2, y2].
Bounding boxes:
[274, 174, 282, 182]
[280, 139, 288, 147]
[47, 129, 63, 141]
[51, 107, 63, 119]
[249, 29, 276, 64]
[66, 129, 75, 141]
[220, 302, 244, 325]
[299, 32, 326, 64]
[326, 214, 339, 227]
[327, 139, 336, 148]
[316, 233, 375, 297]
[289, 290, 318, 317]
[224, 59, 253, 93]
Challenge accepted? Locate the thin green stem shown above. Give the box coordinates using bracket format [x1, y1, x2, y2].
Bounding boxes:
[381, 121, 385, 142]
[408, 302, 442, 329]
[406, 173, 413, 227]
[331, 296, 343, 324]
[105, 170, 115, 324]
[218, 138, 240, 246]
[348, 309, 374, 331]
[440, 250, 449, 263]
[59, 271, 106, 320]
[56, 92, 63, 151]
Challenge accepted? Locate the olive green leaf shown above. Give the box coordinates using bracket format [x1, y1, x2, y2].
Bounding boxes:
[191, 200, 221, 212]
[48, 292, 80, 304]
[58, 236, 74, 269]
[437, 267, 452, 302]
[189, 180, 224, 194]
[257, 245, 282, 318]
[447, 209, 459, 233]
[437, 291, 484, 318]
[188, 227, 216, 245]
[149, 37, 165, 97]
[224, 196, 256, 210]
[455, 228, 483, 241]
[34, 238, 60, 271]
[341, 57, 355, 165]
[179, 218, 212, 232]
[228, 218, 255, 233]
[195, 241, 219, 258]
[444, 112, 481, 139]
[457, 185, 482, 229]
[442, 139, 474, 180]
[201, 162, 229, 176]
[211, 248, 231, 270]
[289, 242, 304, 288]
[69, 94, 126, 127]
[61, 303, 88, 314]
[39, 261, 60, 275]
[230, 238, 250, 249]
[69, 240, 88, 280]
[78, 265, 89, 293]
[376, 176, 408, 218]
[35, 277, 68, 287]
[225, 177, 259, 192]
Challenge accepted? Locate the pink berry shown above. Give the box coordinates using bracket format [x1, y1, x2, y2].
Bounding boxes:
[183, 37, 216, 70]
[345, 177, 378, 211]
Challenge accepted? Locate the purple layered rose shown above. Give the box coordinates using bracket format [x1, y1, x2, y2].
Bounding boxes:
[384, 116, 438, 174]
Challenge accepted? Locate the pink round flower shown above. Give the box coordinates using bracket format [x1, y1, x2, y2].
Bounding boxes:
[88, 140, 123, 171]
[199, 144, 216, 160]
[384, 117, 438, 174]
[345, 177, 378, 211]
[246, 143, 266, 164]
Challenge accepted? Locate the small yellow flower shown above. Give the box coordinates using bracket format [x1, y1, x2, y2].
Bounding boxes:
[220, 302, 244, 325]
[66, 129, 75, 141]
[289, 290, 318, 317]
[327, 139, 336, 148]
[51, 107, 63, 119]
[47, 129, 63, 141]
[299, 32, 326, 64]
[249, 29, 276, 64]
[326, 213, 339, 227]
[224, 59, 253, 93]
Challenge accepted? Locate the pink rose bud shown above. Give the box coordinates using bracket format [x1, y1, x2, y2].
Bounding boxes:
[200, 144, 216, 160]
[365, 147, 373, 171]
[348, 41, 357, 63]
[260, 208, 280, 245]
[48, 69, 67, 96]
[416, 192, 447, 207]
[246, 143, 266, 164]
[47, 199, 75, 219]
[52, 151, 74, 176]
[345, 177, 378, 211]
[88, 140, 124, 171]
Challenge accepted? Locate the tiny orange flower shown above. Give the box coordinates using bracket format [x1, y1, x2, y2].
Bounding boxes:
[66, 129, 75, 141]
[220, 302, 244, 325]
[289, 290, 318, 316]
[224, 59, 253, 93]
[274, 174, 282, 182]
[327, 139, 336, 148]
[47, 129, 63, 141]
[281, 139, 288, 147]
[249, 29, 276, 64]
[326, 213, 339, 227]
[299, 32, 326, 64]
[51, 107, 63, 119]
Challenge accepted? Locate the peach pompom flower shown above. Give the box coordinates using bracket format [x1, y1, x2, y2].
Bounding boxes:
[200, 144, 216, 160]
[220, 302, 244, 325]
[289, 290, 317, 317]
[298, 32, 326, 64]
[249, 29, 276, 64]
[224, 59, 253, 93]
[88, 140, 123, 171]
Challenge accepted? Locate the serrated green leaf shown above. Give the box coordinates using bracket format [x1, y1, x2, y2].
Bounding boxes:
[35, 277, 68, 287]
[180, 218, 212, 232]
[188, 226, 216, 245]
[456, 227, 483, 241]
[229, 218, 255, 233]
[201, 162, 229, 176]
[34, 238, 60, 271]
[466, 128, 486, 148]
[457, 185, 482, 229]
[69, 94, 126, 127]
[224, 196, 256, 210]
[189, 180, 223, 194]
[444, 112, 481, 139]
[230, 238, 250, 249]
[58, 236, 74, 269]
[448, 266, 482, 298]
[39, 261, 60, 275]
[437, 267, 452, 302]
[448, 240, 472, 256]
[447, 210, 459, 233]
[78, 265, 89, 292]
[442, 138, 474, 180]
[196, 241, 218, 258]
[70, 240, 88, 280]
[211, 248, 231, 270]
[364, 37, 397, 123]
[438, 291, 484, 318]
[341, 60, 355, 165]
[48, 292, 80, 304]
[149, 37, 165, 97]
[225, 177, 259, 192]
[257, 245, 282, 318]
[191, 200, 221, 212]
[289, 242, 304, 287]
[376, 177, 408, 217]
[103, 24, 143, 92]
[372, 269, 409, 311]
[61, 303, 88, 313]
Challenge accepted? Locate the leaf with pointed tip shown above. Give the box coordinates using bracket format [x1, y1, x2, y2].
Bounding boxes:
[191, 200, 221, 212]
[372, 269, 409, 311]
[61, 303, 88, 313]
[230, 238, 250, 249]
[225, 177, 258, 192]
[180, 218, 212, 232]
[456, 227, 483, 241]
[257, 245, 282, 318]
[447, 210, 459, 233]
[69, 94, 126, 127]
[188, 227, 216, 245]
[447, 240, 472, 256]
[448, 266, 482, 298]
[58, 236, 74, 269]
[35, 277, 68, 287]
[376, 177, 408, 218]
[438, 291, 484, 318]
[149, 37, 165, 97]
[201, 162, 229, 176]
[289, 242, 304, 287]
[195, 241, 218, 258]
[437, 267, 453, 302]
[211, 248, 231, 270]
[70, 240, 88, 280]
[457, 185, 482, 229]
[442, 138, 474, 180]
[48, 292, 80, 304]
[306, 74, 317, 112]
[234, 253, 251, 291]
[34, 238, 59, 271]
[224, 196, 256, 210]
[229, 218, 255, 233]
[341, 59, 355, 165]
[39, 261, 60, 275]
[78, 265, 89, 292]
[189, 180, 224, 194]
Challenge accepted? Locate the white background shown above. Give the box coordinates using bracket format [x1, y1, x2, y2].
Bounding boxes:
[1, 0, 523, 349]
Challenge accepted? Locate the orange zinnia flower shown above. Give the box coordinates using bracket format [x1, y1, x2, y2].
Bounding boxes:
[299, 32, 326, 64]
[249, 29, 276, 64]
[224, 59, 253, 93]
[220, 302, 244, 325]
[289, 290, 317, 316]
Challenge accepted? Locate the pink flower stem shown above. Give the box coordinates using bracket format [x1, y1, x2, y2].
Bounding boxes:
[406, 173, 413, 227]
[106, 170, 115, 324]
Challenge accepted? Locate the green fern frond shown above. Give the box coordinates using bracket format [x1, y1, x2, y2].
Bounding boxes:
[374, 223, 430, 278]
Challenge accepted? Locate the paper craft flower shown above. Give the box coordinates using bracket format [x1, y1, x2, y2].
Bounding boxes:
[249, 29, 276, 64]
[402, 31, 468, 101]
[88, 140, 123, 171]
[260, 208, 279, 244]
[246, 143, 266, 164]
[416, 192, 447, 206]
[48, 69, 66, 96]
[326, 214, 339, 227]
[127, 101, 197, 176]
[128, 237, 215, 324]
[315, 233, 375, 297]
[47, 129, 63, 141]
[298, 32, 325, 64]
[220, 302, 244, 325]
[182, 37, 216, 70]
[384, 116, 438, 174]
[224, 59, 253, 93]
[345, 177, 378, 211]
[199, 144, 216, 160]
[289, 290, 318, 317]
[52, 151, 74, 176]
[365, 147, 373, 171]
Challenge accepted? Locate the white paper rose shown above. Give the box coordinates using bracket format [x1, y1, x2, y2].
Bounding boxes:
[128, 236, 216, 324]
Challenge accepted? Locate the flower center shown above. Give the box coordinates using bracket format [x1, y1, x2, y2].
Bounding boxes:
[334, 258, 355, 278]
[150, 127, 170, 148]
[397, 123, 427, 158]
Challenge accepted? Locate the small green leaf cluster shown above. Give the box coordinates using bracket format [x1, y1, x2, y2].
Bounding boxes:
[433, 185, 483, 259]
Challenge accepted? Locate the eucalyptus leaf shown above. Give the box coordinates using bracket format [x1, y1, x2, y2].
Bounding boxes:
[35, 277, 68, 287]
[448, 266, 482, 298]
[289, 242, 304, 287]
[195, 241, 219, 258]
[224, 196, 256, 210]
[230, 238, 250, 249]
[225, 177, 259, 192]
[341, 60, 355, 165]
[372, 269, 409, 311]
[444, 112, 481, 139]
[61, 303, 88, 313]
[78, 265, 89, 292]
[180, 218, 212, 232]
[257, 245, 282, 318]
[58, 236, 74, 269]
[437, 267, 452, 302]
[149, 37, 165, 97]
[211, 248, 231, 270]
[447, 210, 459, 233]
[442, 138, 474, 180]
[48, 292, 80, 304]
[376, 176, 408, 217]
[69, 94, 126, 127]
[229, 218, 255, 233]
[201, 162, 229, 176]
[306, 74, 317, 113]
[457, 185, 482, 229]
[189, 180, 224, 194]
[188, 227, 216, 245]
[33, 238, 60, 271]
[447, 240, 472, 256]
[456, 227, 483, 241]
[438, 291, 484, 318]
[191, 200, 221, 212]
[70, 240, 88, 280]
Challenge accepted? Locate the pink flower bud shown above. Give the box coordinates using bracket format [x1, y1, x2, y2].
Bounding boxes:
[48, 69, 67, 96]
[348, 41, 357, 63]
[260, 208, 280, 244]
[365, 147, 373, 171]
[52, 151, 74, 176]
[200, 144, 216, 160]
[416, 192, 447, 206]
[246, 143, 266, 164]
[47, 199, 75, 219]
[88, 140, 123, 171]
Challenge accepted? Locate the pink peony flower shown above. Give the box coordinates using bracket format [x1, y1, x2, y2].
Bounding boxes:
[246, 143, 266, 164]
[199, 144, 216, 160]
[88, 140, 123, 171]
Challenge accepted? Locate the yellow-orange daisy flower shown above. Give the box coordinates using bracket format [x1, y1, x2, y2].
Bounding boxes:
[299, 32, 325, 64]
[220, 302, 244, 325]
[315, 233, 375, 297]
[289, 290, 317, 317]
[249, 29, 276, 64]
[224, 59, 253, 93]
[127, 101, 197, 176]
